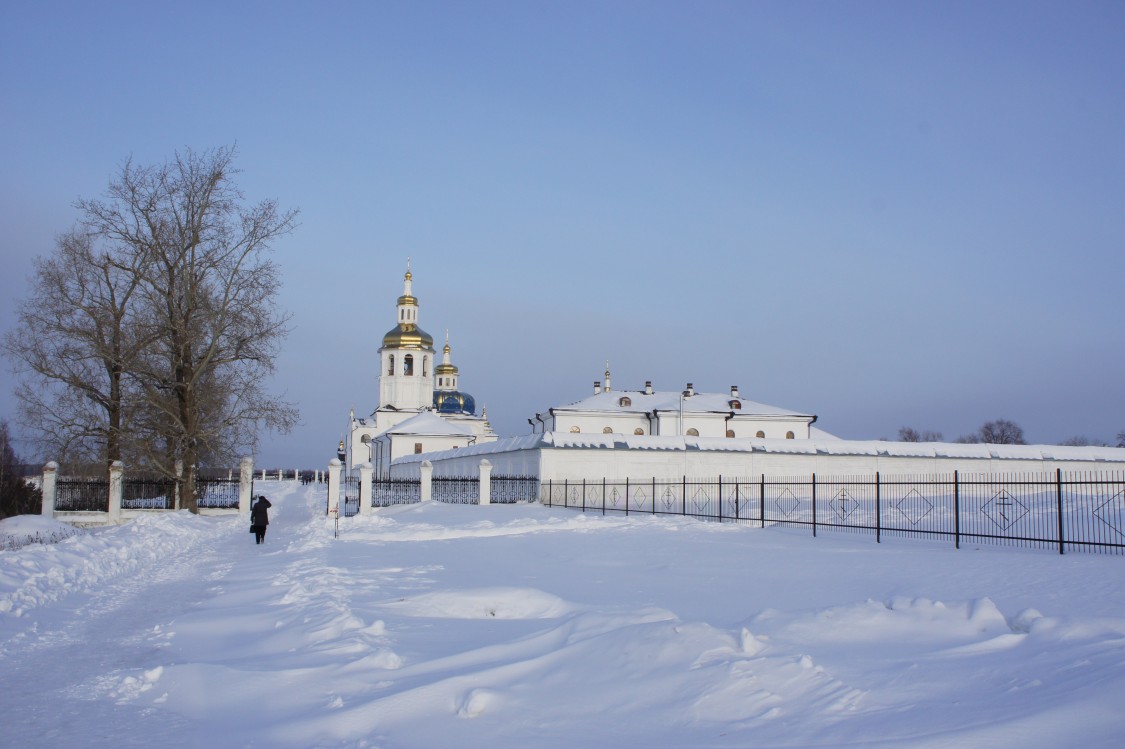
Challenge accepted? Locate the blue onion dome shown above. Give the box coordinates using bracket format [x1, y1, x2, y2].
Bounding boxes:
[434, 391, 476, 415]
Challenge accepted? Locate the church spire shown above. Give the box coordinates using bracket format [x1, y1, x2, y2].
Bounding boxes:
[604, 361, 612, 393]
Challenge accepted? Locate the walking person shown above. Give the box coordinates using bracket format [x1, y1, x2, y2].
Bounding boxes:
[250, 495, 272, 545]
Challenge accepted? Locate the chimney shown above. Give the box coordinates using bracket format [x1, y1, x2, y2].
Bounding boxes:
[731, 385, 740, 398]
[685, 383, 695, 397]
[644, 380, 653, 395]
[593, 381, 602, 395]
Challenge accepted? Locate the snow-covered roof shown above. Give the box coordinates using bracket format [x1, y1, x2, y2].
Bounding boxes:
[393, 431, 1125, 464]
[551, 390, 813, 418]
[374, 410, 475, 438]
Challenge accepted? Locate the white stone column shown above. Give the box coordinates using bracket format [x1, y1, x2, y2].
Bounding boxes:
[479, 459, 493, 506]
[41, 461, 58, 517]
[108, 461, 124, 522]
[239, 457, 254, 513]
[358, 462, 374, 516]
[327, 458, 343, 516]
[420, 461, 433, 502]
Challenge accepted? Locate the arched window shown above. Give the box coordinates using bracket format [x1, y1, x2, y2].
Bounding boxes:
[404, 355, 414, 376]
[726, 430, 736, 438]
[602, 426, 613, 434]
[569, 426, 581, 433]
[618, 396, 632, 407]
[786, 431, 795, 439]
[729, 400, 742, 410]
[686, 428, 699, 436]
[423, 357, 429, 377]
[388, 355, 395, 376]
[634, 428, 644, 435]
[756, 430, 765, 438]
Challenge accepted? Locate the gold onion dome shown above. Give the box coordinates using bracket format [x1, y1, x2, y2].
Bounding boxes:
[382, 323, 433, 350]
[435, 343, 458, 375]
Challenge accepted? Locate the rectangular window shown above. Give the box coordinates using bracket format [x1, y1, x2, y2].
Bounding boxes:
[414, 443, 423, 454]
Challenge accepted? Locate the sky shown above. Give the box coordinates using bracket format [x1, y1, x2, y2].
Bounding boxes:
[3, 481, 1125, 746]
[2, 1, 1123, 469]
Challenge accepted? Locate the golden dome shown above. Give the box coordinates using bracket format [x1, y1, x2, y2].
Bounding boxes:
[381, 323, 434, 350]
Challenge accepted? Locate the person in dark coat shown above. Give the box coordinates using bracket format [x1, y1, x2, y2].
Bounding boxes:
[250, 495, 272, 544]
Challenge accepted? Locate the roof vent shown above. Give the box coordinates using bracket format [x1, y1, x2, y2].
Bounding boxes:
[731, 385, 740, 398]
[644, 380, 653, 395]
[593, 381, 602, 395]
[685, 383, 695, 397]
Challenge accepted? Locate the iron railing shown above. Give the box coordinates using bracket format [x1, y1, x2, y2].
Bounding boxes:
[371, 477, 422, 507]
[541, 470, 1125, 555]
[490, 475, 540, 504]
[54, 478, 109, 512]
[342, 472, 360, 516]
[197, 475, 243, 509]
[432, 475, 478, 504]
[121, 476, 176, 510]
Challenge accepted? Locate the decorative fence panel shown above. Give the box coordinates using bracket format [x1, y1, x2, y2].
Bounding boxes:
[490, 475, 540, 504]
[372, 477, 421, 507]
[197, 475, 243, 509]
[122, 476, 176, 510]
[55, 478, 110, 512]
[432, 476, 478, 504]
[541, 470, 1125, 555]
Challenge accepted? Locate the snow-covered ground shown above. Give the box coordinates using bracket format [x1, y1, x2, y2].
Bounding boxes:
[2, 481, 1124, 748]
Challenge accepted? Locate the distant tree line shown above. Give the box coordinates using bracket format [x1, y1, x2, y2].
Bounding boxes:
[897, 421, 1125, 448]
[2, 147, 298, 512]
[0, 421, 41, 520]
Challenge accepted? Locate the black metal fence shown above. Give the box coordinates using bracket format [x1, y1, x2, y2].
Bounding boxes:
[55, 478, 110, 512]
[432, 475, 479, 504]
[197, 476, 243, 509]
[342, 472, 360, 516]
[541, 470, 1125, 555]
[372, 477, 422, 508]
[121, 476, 176, 510]
[490, 475, 540, 504]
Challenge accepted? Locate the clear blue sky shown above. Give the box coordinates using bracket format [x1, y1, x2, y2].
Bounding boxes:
[2, 1, 1123, 468]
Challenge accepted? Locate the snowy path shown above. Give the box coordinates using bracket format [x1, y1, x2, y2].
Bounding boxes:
[3, 482, 1125, 748]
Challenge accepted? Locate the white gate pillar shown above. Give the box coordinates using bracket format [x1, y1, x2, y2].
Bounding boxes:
[327, 458, 342, 516]
[358, 462, 374, 516]
[239, 457, 254, 513]
[420, 461, 433, 502]
[479, 459, 493, 506]
[41, 461, 58, 516]
[108, 461, 124, 522]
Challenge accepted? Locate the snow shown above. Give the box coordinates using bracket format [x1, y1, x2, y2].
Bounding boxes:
[2, 482, 1125, 748]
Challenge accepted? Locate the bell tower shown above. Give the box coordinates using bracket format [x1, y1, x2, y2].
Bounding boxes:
[378, 260, 435, 412]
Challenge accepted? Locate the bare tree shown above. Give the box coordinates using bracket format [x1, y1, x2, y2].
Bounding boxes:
[76, 146, 299, 510]
[898, 427, 943, 442]
[6, 146, 297, 511]
[1, 421, 41, 519]
[1117, 430, 1125, 448]
[978, 419, 1026, 445]
[4, 230, 151, 469]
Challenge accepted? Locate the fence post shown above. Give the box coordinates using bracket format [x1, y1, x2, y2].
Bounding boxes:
[108, 461, 123, 522]
[954, 471, 960, 550]
[601, 478, 606, 515]
[239, 457, 254, 514]
[718, 475, 723, 522]
[358, 462, 374, 516]
[760, 474, 765, 528]
[625, 477, 630, 516]
[327, 459, 342, 516]
[1056, 468, 1065, 555]
[41, 461, 58, 517]
[875, 471, 881, 544]
[479, 459, 492, 505]
[811, 473, 817, 538]
[420, 461, 433, 502]
[682, 475, 686, 516]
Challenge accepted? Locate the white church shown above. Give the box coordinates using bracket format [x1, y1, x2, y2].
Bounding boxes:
[349, 262, 1125, 481]
[345, 263, 497, 475]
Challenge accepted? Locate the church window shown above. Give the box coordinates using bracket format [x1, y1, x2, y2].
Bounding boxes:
[388, 355, 395, 376]
[727, 430, 736, 438]
[686, 428, 699, 436]
[729, 400, 741, 410]
[569, 426, 581, 433]
[634, 428, 644, 435]
[618, 396, 632, 407]
[756, 430, 766, 438]
[786, 431, 795, 439]
[414, 443, 423, 453]
[423, 357, 429, 377]
[404, 355, 414, 376]
[602, 427, 613, 434]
